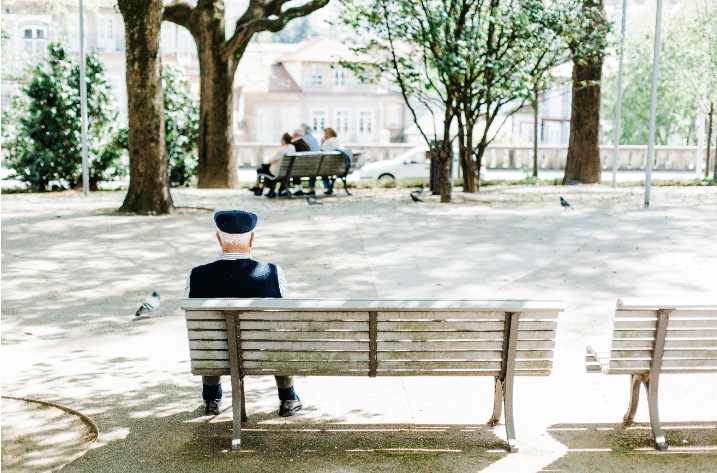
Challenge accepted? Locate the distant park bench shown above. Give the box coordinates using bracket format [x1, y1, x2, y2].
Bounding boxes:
[272, 151, 353, 196]
[586, 298, 717, 450]
[181, 298, 564, 452]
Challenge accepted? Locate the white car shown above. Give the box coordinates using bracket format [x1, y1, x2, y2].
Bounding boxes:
[358, 146, 431, 181]
[358, 146, 467, 181]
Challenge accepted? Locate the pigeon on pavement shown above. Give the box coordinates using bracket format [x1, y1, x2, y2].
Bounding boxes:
[306, 196, 323, 205]
[135, 291, 160, 317]
[560, 197, 573, 209]
[410, 192, 423, 203]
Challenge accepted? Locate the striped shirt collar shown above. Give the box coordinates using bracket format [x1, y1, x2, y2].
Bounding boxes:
[219, 252, 251, 260]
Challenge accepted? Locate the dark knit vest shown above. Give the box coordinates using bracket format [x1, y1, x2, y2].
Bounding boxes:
[188, 259, 282, 299]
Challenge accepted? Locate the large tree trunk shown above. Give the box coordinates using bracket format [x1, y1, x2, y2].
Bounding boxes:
[118, 0, 173, 214]
[563, 52, 603, 185]
[195, 12, 239, 189]
[457, 112, 477, 193]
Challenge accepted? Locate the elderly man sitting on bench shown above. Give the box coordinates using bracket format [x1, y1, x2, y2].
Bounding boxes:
[183, 210, 302, 417]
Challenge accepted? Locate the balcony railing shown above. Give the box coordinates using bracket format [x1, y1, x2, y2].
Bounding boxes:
[235, 142, 706, 172]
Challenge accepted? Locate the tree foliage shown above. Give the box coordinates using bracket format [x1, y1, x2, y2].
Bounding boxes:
[2, 43, 123, 191]
[163, 66, 199, 187]
[340, 0, 577, 200]
[601, 0, 717, 147]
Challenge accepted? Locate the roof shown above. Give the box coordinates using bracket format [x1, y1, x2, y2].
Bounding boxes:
[276, 37, 372, 64]
[268, 64, 301, 93]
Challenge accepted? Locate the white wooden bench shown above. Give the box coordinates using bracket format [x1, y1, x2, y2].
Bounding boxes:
[273, 151, 352, 196]
[181, 298, 563, 452]
[586, 298, 717, 450]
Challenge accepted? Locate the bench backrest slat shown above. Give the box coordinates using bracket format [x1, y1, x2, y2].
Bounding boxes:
[184, 300, 562, 378]
[607, 308, 717, 374]
[275, 152, 349, 180]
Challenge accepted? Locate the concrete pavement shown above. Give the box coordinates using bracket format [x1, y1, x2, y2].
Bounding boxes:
[2, 184, 716, 472]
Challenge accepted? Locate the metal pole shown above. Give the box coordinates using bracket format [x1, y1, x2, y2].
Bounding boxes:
[80, 0, 89, 196]
[644, 0, 663, 208]
[612, 0, 627, 187]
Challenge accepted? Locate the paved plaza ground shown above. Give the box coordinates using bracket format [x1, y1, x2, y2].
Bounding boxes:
[2, 184, 716, 472]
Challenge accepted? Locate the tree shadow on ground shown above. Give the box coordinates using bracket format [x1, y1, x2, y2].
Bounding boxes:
[542, 422, 717, 473]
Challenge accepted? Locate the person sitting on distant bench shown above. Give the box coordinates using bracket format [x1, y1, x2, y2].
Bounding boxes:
[320, 127, 340, 196]
[249, 133, 294, 197]
[287, 128, 316, 197]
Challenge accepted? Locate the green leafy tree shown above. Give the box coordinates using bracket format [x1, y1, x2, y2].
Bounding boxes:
[162, 66, 199, 187]
[340, 0, 576, 200]
[2, 43, 123, 191]
[601, 0, 716, 177]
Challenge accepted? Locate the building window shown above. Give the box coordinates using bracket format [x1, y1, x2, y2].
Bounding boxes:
[22, 27, 48, 64]
[97, 16, 114, 52]
[334, 109, 349, 135]
[358, 110, 372, 135]
[311, 109, 327, 134]
[334, 66, 345, 87]
[310, 64, 323, 86]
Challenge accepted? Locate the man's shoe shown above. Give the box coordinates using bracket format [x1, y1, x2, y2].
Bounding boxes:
[293, 189, 305, 196]
[266, 191, 277, 199]
[278, 397, 302, 417]
[254, 188, 264, 196]
[248, 186, 259, 193]
[278, 189, 289, 197]
[204, 399, 221, 415]
[323, 189, 333, 196]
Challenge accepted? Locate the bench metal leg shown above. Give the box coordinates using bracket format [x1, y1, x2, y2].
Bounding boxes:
[231, 375, 244, 451]
[489, 377, 502, 426]
[645, 377, 667, 450]
[341, 177, 351, 195]
[502, 374, 517, 453]
[623, 374, 643, 425]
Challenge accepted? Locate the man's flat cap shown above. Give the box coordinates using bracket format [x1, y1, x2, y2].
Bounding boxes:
[214, 210, 257, 234]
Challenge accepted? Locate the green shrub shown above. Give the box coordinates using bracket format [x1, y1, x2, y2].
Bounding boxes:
[2, 43, 124, 191]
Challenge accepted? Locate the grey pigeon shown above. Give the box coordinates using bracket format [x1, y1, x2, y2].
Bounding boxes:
[306, 196, 322, 205]
[560, 196, 573, 209]
[410, 191, 423, 203]
[135, 291, 160, 317]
